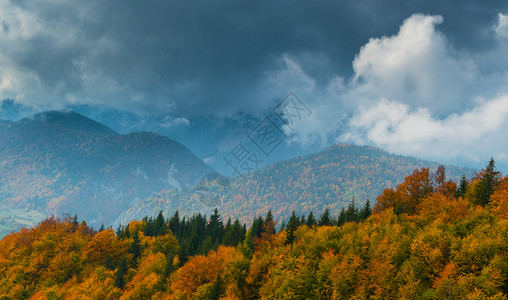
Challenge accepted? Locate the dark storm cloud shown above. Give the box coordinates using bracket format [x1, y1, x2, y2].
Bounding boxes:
[1, 0, 506, 116]
[3, 0, 508, 172]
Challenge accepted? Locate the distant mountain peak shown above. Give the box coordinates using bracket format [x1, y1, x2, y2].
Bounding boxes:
[18, 110, 118, 136]
[0, 111, 214, 235]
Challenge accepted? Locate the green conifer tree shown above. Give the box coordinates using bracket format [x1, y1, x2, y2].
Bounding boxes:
[318, 207, 332, 226]
[285, 211, 299, 245]
[114, 257, 128, 289]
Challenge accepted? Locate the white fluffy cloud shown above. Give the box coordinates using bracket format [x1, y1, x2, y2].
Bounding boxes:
[281, 13, 508, 170]
[349, 14, 477, 114]
[342, 96, 508, 164]
[495, 13, 508, 39]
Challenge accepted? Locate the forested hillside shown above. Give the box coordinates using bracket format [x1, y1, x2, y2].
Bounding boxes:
[120, 144, 472, 226]
[0, 109, 474, 238]
[1, 161, 506, 299]
[0, 111, 213, 236]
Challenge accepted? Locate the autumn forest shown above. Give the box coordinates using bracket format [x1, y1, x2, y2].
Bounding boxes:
[1, 159, 508, 299]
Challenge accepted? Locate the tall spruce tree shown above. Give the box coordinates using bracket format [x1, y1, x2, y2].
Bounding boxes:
[345, 199, 359, 222]
[456, 175, 468, 198]
[285, 211, 299, 245]
[114, 257, 128, 289]
[128, 230, 141, 262]
[207, 209, 224, 247]
[306, 211, 317, 227]
[318, 207, 332, 226]
[336, 208, 347, 226]
[265, 210, 274, 225]
[476, 158, 501, 206]
[168, 211, 180, 238]
[358, 199, 372, 221]
[251, 217, 264, 239]
[155, 211, 166, 236]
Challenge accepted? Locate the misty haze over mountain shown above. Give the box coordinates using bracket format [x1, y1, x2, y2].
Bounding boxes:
[0, 111, 213, 235]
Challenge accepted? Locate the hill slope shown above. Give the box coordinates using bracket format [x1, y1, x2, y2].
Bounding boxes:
[0, 111, 213, 235]
[1, 165, 506, 299]
[119, 144, 473, 225]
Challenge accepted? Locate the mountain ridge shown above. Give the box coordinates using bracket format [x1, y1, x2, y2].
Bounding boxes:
[0, 110, 214, 236]
[118, 143, 474, 226]
[0, 110, 475, 236]
[17, 110, 119, 136]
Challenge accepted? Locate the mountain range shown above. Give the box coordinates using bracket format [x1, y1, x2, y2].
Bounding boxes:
[118, 144, 473, 226]
[0, 110, 213, 236]
[0, 110, 474, 236]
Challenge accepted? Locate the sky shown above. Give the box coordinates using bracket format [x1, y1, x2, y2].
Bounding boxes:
[1, 0, 508, 173]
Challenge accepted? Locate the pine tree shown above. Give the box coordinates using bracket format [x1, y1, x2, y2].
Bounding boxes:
[128, 230, 141, 262]
[318, 207, 332, 226]
[285, 211, 298, 245]
[336, 208, 346, 226]
[155, 211, 166, 236]
[455, 175, 468, 198]
[306, 211, 317, 227]
[265, 210, 274, 225]
[358, 199, 372, 221]
[232, 219, 246, 245]
[143, 216, 155, 236]
[345, 198, 359, 222]
[207, 209, 224, 247]
[116, 224, 125, 239]
[124, 223, 130, 238]
[168, 211, 180, 238]
[114, 257, 128, 289]
[251, 217, 264, 239]
[187, 214, 207, 256]
[476, 158, 501, 206]
[223, 219, 234, 246]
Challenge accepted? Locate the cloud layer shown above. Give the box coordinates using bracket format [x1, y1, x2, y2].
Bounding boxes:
[281, 13, 508, 170]
[1, 1, 508, 171]
[1, 0, 506, 115]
